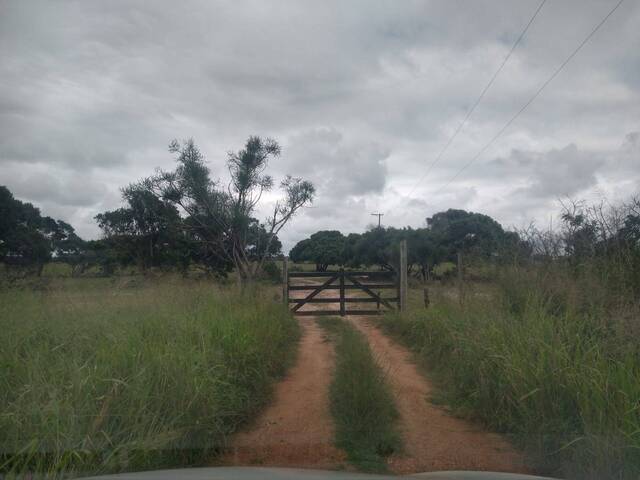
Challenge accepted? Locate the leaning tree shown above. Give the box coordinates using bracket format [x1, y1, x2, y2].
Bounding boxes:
[137, 136, 314, 286]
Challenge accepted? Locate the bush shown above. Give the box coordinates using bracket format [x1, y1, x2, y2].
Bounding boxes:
[260, 260, 282, 283]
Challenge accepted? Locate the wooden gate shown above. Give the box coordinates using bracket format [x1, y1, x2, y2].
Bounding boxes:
[285, 269, 399, 316]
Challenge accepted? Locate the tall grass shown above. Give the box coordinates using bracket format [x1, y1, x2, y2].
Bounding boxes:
[378, 268, 640, 479]
[317, 317, 400, 473]
[0, 276, 299, 478]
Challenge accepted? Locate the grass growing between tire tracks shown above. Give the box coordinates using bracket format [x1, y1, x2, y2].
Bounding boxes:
[0, 276, 299, 478]
[316, 317, 400, 473]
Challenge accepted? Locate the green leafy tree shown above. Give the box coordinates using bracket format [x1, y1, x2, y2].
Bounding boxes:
[426, 209, 508, 259]
[41, 219, 85, 258]
[95, 186, 183, 271]
[294, 210, 514, 277]
[406, 228, 442, 279]
[342, 233, 361, 268]
[246, 218, 283, 261]
[289, 230, 345, 271]
[289, 238, 312, 263]
[352, 227, 396, 270]
[0, 186, 63, 274]
[139, 137, 314, 285]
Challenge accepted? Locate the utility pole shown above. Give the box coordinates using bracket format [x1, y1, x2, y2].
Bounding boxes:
[370, 212, 384, 228]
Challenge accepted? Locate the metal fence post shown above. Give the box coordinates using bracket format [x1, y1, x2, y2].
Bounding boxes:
[400, 240, 408, 312]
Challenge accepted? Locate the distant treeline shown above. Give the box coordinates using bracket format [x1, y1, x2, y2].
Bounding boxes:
[1, 136, 315, 282]
[0, 183, 279, 278]
[290, 209, 523, 275]
[3, 173, 639, 295]
[291, 199, 640, 294]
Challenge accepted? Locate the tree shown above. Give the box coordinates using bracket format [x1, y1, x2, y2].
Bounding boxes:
[139, 137, 314, 285]
[407, 227, 442, 279]
[352, 227, 397, 270]
[289, 230, 345, 271]
[291, 227, 432, 273]
[95, 186, 184, 271]
[342, 233, 361, 268]
[289, 238, 312, 264]
[426, 209, 508, 259]
[42, 219, 85, 258]
[292, 209, 515, 277]
[0, 186, 64, 274]
[620, 198, 640, 246]
[351, 227, 430, 274]
[559, 201, 597, 261]
[246, 218, 282, 260]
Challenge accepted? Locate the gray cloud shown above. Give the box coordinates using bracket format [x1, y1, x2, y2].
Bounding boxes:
[1, 0, 639, 251]
[284, 128, 389, 197]
[490, 144, 604, 199]
[6, 170, 107, 208]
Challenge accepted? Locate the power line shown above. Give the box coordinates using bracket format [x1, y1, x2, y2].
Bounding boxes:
[403, 0, 548, 201]
[434, 0, 625, 196]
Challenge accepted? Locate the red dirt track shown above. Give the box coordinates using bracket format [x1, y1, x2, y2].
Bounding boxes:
[348, 316, 528, 475]
[221, 280, 529, 474]
[220, 316, 347, 469]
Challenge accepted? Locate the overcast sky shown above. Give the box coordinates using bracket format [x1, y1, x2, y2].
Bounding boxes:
[1, 0, 639, 251]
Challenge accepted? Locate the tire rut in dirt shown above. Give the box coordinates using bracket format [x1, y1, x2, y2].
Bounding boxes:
[220, 318, 346, 469]
[347, 316, 530, 475]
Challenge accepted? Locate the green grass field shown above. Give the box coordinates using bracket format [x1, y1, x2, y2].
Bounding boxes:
[317, 317, 400, 473]
[0, 276, 299, 478]
[379, 270, 640, 479]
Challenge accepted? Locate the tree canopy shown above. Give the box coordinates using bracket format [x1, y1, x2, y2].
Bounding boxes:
[0, 185, 85, 274]
[95, 186, 189, 271]
[289, 230, 346, 271]
[289, 209, 518, 274]
[96, 136, 314, 282]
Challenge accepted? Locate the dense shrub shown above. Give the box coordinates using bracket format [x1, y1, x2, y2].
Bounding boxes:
[260, 260, 282, 283]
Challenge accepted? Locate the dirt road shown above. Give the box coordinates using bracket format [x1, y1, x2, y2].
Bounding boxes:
[348, 316, 529, 475]
[222, 279, 528, 474]
[220, 297, 347, 468]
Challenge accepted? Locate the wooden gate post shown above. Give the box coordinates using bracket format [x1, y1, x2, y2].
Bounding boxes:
[399, 240, 408, 312]
[283, 256, 289, 306]
[339, 267, 346, 316]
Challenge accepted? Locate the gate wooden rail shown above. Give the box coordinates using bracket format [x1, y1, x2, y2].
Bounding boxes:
[284, 269, 399, 316]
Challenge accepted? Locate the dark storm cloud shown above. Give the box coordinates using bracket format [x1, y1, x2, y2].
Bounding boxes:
[0, 0, 639, 249]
